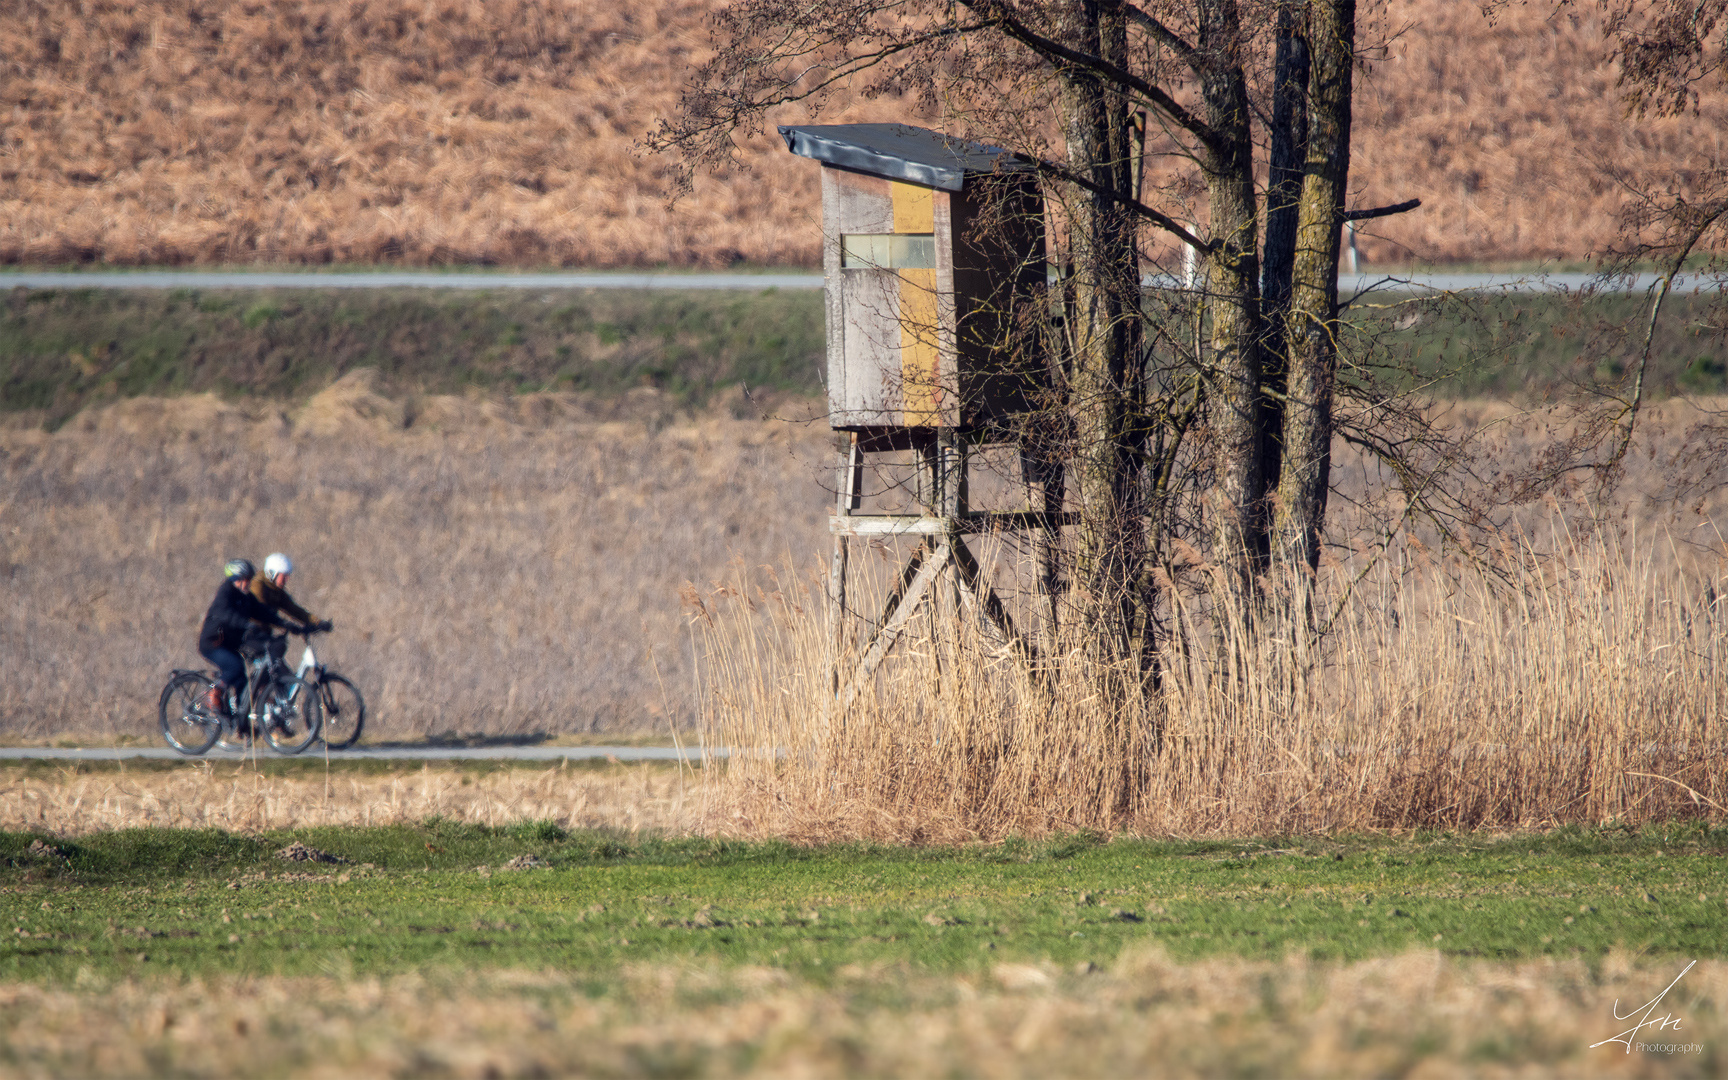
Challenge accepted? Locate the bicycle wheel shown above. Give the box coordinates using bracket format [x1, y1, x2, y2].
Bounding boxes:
[261, 673, 322, 755]
[316, 673, 366, 749]
[159, 672, 220, 755]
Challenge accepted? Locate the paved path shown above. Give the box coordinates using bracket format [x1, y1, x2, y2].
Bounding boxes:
[0, 270, 1714, 294]
[0, 270, 823, 291]
[0, 745, 715, 762]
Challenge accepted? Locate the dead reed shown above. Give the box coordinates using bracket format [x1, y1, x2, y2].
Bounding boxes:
[0, 762, 700, 836]
[695, 510, 1728, 842]
[0, 951, 1719, 1077]
[1, 0, 1722, 268]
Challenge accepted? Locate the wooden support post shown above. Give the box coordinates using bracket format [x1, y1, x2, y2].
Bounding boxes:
[828, 433, 861, 696]
[937, 428, 964, 519]
[830, 427, 1065, 706]
[951, 537, 1034, 665]
[938, 428, 965, 623]
[1022, 444, 1065, 658]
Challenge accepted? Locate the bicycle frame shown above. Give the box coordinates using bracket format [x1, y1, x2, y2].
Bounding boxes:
[294, 636, 322, 682]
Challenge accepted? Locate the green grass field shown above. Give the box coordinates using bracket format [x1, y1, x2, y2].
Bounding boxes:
[6, 823, 1726, 1076]
[1349, 289, 1726, 399]
[7, 823, 1727, 986]
[1, 285, 1719, 427]
[0, 285, 827, 424]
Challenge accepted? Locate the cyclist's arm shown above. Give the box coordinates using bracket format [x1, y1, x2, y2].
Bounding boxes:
[277, 593, 318, 625]
[254, 577, 320, 625]
[238, 591, 300, 633]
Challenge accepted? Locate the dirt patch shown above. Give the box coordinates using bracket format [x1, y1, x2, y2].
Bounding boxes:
[275, 842, 348, 865]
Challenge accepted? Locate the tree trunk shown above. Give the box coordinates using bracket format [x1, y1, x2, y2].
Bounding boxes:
[1259, 2, 1310, 501]
[1055, 0, 1146, 665]
[1196, 0, 1267, 608]
[1274, 0, 1355, 580]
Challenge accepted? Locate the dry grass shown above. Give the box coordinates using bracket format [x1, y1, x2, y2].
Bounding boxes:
[1343, 0, 1728, 267]
[0, 762, 702, 836]
[697, 403, 1728, 841]
[1, 0, 1722, 268]
[0, 0, 836, 268]
[10, 386, 1728, 849]
[0, 377, 831, 742]
[0, 951, 1721, 1077]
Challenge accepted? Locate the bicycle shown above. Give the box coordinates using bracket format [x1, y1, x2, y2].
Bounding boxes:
[158, 643, 323, 756]
[290, 627, 367, 750]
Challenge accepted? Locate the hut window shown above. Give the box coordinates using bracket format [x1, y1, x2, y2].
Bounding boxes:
[841, 234, 936, 270]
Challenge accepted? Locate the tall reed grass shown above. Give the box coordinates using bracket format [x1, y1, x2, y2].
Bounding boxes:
[694, 523, 1728, 840]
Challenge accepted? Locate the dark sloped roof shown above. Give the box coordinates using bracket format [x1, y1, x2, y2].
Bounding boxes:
[777, 124, 1026, 192]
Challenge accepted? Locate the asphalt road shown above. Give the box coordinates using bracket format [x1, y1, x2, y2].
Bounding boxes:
[0, 745, 713, 762]
[0, 269, 1711, 294]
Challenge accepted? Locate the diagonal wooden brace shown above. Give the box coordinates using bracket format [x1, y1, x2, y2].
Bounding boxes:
[837, 538, 952, 709]
[951, 537, 1040, 669]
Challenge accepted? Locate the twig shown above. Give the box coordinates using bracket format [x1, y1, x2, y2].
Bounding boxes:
[1625, 769, 1728, 814]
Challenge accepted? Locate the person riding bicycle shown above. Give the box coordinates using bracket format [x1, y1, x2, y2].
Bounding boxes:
[197, 558, 307, 721]
[243, 552, 332, 662]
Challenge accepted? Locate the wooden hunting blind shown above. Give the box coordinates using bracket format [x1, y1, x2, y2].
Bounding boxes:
[780, 123, 1070, 703]
[779, 123, 1048, 442]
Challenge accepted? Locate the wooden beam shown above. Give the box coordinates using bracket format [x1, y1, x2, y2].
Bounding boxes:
[951, 537, 1038, 668]
[838, 539, 951, 709]
[831, 511, 1077, 537]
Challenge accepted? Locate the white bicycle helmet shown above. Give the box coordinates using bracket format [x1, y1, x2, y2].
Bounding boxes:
[264, 552, 293, 581]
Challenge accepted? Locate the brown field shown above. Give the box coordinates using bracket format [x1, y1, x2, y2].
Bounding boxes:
[0, 377, 832, 744]
[2, 0, 1724, 269]
[0, 951, 1721, 1077]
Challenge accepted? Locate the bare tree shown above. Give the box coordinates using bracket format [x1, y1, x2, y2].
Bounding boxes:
[653, 0, 1422, 672]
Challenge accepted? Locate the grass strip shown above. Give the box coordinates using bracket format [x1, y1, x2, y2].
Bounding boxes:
[0, 286, 826, 423]
[2, 286, 1719, 427]
[5, 824, 1727, 986]
[1344, 289, 1724, 399]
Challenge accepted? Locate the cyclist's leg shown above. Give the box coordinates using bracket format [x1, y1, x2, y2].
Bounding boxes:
[199, 645, 247, 715]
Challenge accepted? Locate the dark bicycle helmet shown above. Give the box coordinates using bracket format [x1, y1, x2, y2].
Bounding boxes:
[223, 557, 256, 580]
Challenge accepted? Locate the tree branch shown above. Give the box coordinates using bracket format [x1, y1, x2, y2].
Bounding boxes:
[1604, 201, 1728, 475]
[1023, 156, 1215, 252]
[648, 22, 985, 194]
[1344, 198, 1422, 222]
[955, 0, 1226, 155]
[1121, 2, 1201, 73]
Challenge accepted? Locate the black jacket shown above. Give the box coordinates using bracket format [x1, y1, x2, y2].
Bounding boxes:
[198, 581, 293, 653]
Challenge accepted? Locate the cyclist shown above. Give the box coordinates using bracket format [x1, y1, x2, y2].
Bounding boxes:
[244, 553, 332, 660]
[197, 558, 305, 723]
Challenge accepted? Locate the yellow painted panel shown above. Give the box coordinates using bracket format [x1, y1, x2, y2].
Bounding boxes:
[890, 182, 934, 234]
[898, 268, 940, 426]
